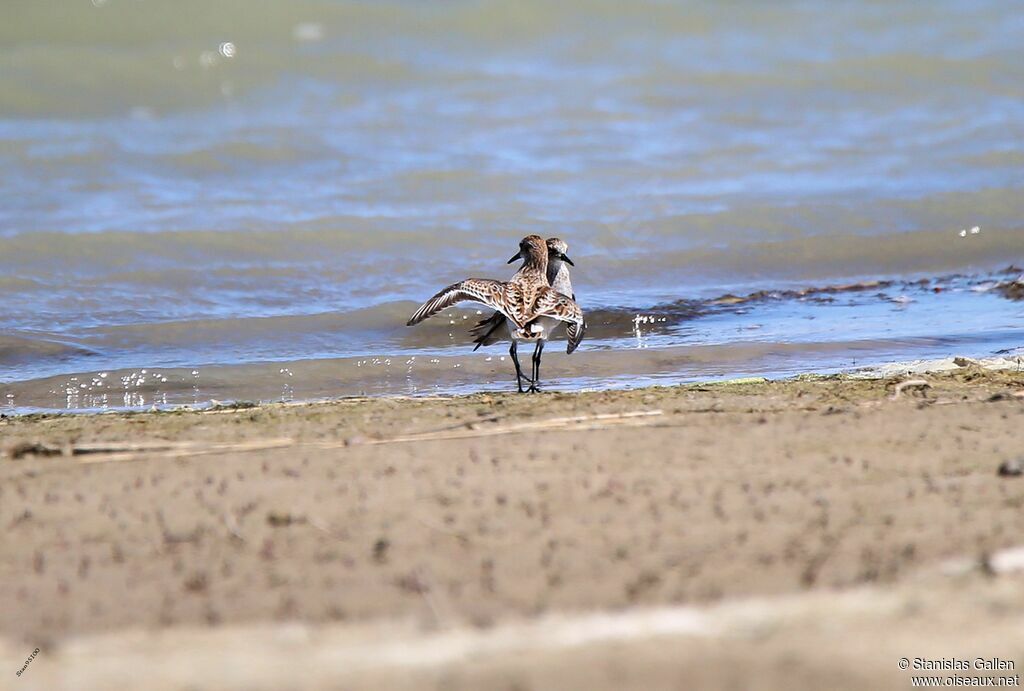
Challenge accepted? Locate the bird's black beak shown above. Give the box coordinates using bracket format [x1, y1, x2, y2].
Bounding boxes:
[560, 253, 575, 266]
[507, 251, 522, 264]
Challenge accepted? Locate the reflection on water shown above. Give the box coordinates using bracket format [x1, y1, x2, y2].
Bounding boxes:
[1, 0, 1022, 409]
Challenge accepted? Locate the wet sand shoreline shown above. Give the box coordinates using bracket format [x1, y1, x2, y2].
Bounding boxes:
[2, 366, 1024, 689]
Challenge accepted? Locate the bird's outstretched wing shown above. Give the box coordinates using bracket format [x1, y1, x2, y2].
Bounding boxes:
[407, 279, 507, 326]
[531, 288, 586, 353]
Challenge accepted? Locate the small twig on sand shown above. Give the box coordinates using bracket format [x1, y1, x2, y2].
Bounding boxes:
[418, 415, 502, 435]
[308, 516, 347, 539]
[414, 567, 452, 630]
[223, 511, 245, 542]
[73, 438, 295, 465]
[30, 412, 664, 467]
[414, 515, 469, 544]
[327, 409, 665, 448]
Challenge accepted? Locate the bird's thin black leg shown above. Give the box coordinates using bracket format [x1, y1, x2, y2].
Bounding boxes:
[528, 340, 544, 393]
[510, 341, 528, 393]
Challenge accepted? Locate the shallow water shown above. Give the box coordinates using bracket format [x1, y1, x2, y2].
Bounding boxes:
[2, 0, 1023, 411]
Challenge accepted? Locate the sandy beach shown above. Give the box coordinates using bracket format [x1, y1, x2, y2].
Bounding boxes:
[3, 363, 1023, 689]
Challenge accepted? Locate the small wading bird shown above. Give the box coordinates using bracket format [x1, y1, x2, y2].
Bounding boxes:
[406, 235, 585, 393]
[469, 238, 577, 388]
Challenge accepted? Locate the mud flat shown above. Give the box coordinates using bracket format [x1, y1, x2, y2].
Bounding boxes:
[2, 365, 1024, 690]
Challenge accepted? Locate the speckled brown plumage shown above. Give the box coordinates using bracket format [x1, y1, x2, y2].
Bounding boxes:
[470, 237, 576, 350]
[406, 235, 585, 392]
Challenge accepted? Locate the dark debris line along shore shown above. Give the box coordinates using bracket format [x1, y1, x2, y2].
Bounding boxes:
[584, 266, 1024, 337]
